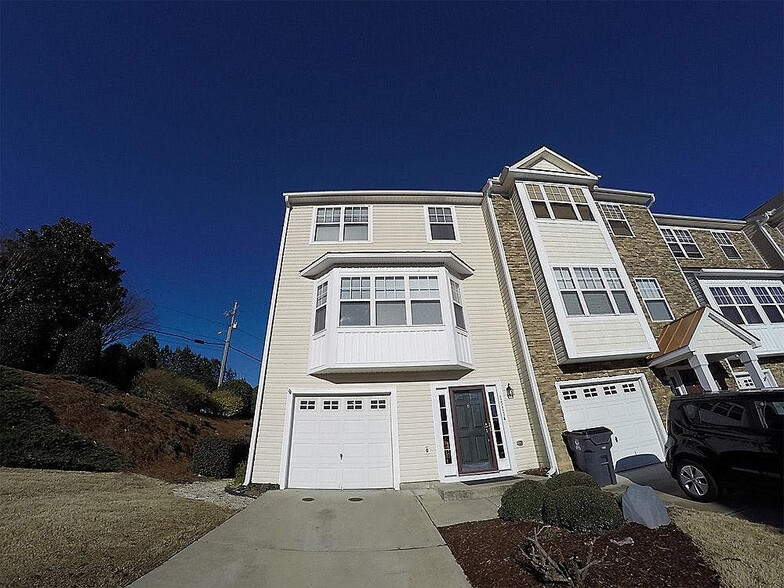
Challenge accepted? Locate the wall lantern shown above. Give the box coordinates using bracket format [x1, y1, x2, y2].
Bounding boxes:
[506, 383, 514, 399]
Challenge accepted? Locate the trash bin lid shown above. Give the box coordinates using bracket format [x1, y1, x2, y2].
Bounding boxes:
[562, 426, 613, 446]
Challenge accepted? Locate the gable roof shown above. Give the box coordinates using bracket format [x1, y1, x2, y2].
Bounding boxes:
[508, 146, 598, 179]
[649, 306, 759, 366]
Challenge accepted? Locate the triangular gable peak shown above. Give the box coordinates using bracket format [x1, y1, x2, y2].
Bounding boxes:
[496, 146, 600, 190]
[649, 307, 760, 367]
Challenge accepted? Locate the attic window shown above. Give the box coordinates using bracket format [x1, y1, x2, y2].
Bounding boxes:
[598, 204, 633, 237]
[712, 231, 741, 260]
[524, 183, 594, 222]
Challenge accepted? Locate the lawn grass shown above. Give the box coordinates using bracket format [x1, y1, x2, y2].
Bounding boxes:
[0, 468, 235, 587]
[671, 507, 784, 588]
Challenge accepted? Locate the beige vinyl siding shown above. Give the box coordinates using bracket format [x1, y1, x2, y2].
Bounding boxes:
[511, 192, 567, 363]
[537, 222, 614, 264]
[691, 318, 754, 355]
[569, 317, 652, 355]
[252, 201, 539, 485]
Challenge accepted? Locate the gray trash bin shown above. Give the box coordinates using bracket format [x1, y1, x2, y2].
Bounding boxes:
[562, 427, 617, 487]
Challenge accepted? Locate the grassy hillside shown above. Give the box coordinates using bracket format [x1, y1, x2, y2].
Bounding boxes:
[0, 366, 251, 481]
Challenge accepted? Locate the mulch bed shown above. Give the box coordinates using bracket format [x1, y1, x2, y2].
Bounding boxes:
[440, 518, 720, 588]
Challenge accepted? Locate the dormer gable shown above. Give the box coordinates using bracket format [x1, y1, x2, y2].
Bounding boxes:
[489, 147, 600, 194]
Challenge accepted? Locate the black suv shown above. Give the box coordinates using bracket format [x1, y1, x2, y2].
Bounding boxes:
[665, 389, 783, 502]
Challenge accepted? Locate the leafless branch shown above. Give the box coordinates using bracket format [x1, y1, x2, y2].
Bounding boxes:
[517, 526, 605, 586]
[101, 291, 155, 346]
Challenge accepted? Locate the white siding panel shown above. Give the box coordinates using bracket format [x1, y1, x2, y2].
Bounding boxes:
[251, 201, 540, 485]
[538, 222, 614, 264]
[569, 316, 651, 355]
[691, 318, 756, 355]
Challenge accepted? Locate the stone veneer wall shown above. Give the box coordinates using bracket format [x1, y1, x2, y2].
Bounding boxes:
[491, 194, 679, 471]
[672, 227, 768, 270]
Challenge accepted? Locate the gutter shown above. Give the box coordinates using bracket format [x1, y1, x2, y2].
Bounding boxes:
[244, 196, 292, 486]
[483, 187, 559, 476]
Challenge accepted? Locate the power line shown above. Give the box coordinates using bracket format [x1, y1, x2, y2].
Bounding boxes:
[134, 328, 260, 362]
[158, 305, 225, 326]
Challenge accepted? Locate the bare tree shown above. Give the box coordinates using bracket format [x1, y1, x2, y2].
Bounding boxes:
[101, 291, 155, 347]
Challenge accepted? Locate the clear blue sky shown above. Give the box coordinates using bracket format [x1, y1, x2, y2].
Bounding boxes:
[2, 2, 782, 383]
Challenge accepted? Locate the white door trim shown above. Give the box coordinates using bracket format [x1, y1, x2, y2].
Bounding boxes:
[555, 373, 667, 460]
[429, 379, 517, 483]
[279, 386, 400, 490]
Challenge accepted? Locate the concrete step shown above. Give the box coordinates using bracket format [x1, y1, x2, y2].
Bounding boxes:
[436, 475, 545, 501]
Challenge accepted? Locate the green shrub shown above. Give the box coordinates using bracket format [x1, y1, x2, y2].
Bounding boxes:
[543, 486, 624, 532]
[216, 379, 255, 416]
[0, 385, 125, 471]
[54, 374, 119, 395]
[233, 460, 247, 486]
[498, 480, 548, 522]
[212, 390, 245, 417]
[99, 343, 143, 390]
[54, 321, 102, 376]
[545, 470, 599, 492]
[192, 437, 249, 478]
[132, 368, 217, 413]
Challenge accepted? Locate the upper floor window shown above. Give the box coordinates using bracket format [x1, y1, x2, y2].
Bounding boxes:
[712, 231, 741, 260]
[525, 183, 594, 222]
[661, 228, 702, 259]
[426, 206, 458, 241]
[553, 266, 634, 316]
[314, 282, 328, 333]
[450, 280, 466, 330]
[337, 274, 445, 328]
[709, 286, 763, 325]
[751, 286, 784, 323]
[313, 206, 370, 242]
[635, 278, 674, 322]
[598, 203, 634, 237]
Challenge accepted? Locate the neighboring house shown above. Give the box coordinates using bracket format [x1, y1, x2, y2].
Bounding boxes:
[247, 147, 784, 487]
[486, 147, 783, 472]
[245, 191, 552, 489]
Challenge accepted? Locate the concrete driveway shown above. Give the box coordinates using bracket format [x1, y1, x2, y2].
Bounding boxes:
[130, 489, 470, 588]
[617, 463, 783, 528]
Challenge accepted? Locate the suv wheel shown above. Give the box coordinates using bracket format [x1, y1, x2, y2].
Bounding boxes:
[676, 460, 719, 502]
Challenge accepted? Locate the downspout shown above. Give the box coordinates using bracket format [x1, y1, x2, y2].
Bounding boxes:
[484, 185, 559, 476]
[754, 212, 784, 268]
[244, 196, 292, 486]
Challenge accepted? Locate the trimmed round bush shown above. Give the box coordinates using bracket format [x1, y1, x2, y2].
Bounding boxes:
[543, 486, 624, 532]
[498, 480, 548, 522]
[192, 437, 249, 478]
[545, 470, 599, 492]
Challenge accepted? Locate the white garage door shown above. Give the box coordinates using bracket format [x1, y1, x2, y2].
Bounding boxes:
[288, 395, 393, 489]
[558, 378, 665, 472]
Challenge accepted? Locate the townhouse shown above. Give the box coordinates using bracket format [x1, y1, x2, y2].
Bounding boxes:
[246, 147, 783, 487]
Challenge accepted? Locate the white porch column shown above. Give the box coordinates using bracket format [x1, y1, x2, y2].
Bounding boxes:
[688, 353, 720, 392]
[738, 350, 767, 389]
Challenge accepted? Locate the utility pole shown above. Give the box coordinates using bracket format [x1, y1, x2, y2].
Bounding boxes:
[218, 301, 238, 387]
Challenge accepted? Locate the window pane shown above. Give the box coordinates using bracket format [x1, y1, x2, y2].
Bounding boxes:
[430, 223, 456, 240]
[554, 267, 575, 290]
[577, 204, 594, 221]
[583, 291, 614, 315]
[612, 291, 633, 314]
[343, 207, 368, 223]
[636, 278, 663, 300]
[719, 305, 744, 324]
[343, 224, 368, 241]
[646, 300, 673, 321]
[339, 301, 370, 326]
[316, 207, 341, 223]
[682, 243, 702, 258]
[667, 242, 685, 257]
[453, 303, 466, 329]
[574, 267, 603, 290]
[314, 307, 326, 333]
[532, 201, 551, 219]
[450, 280, 462, 304]
[762, 305, 784, 323]
[740, 306, 763, 324]
[375, 276, 405, 299]
[411, 301, 443, 325]
[551, 202, 578, 220]
[561, 291, 584, 315]
[525, 184, 544, 200]
[376, 301, 406, 326]
[609, 219, 633, 236]
[316, 283, 328, 307]
[602, 268, 623, 289]
[721, 245, 741, 259]
[341, 277, 370, 300]
[409, 276, 439, 298]
[314, 224, 340, 241]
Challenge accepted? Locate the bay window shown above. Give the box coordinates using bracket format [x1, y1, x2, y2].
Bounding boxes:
[409, 276, 443, 325]
[339, 277, 371, 326]
[707, 283, 784, 326]
[450, 280, 467, 330]
[314, 282, 328, 333]
[375, 277, 406, 326]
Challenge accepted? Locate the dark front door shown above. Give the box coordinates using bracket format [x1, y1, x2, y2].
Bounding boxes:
[451, 387, 496, 474]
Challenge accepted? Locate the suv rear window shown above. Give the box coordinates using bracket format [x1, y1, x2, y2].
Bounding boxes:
[695, 400, 752, 428]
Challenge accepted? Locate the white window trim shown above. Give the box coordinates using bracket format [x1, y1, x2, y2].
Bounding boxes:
[449, 279, 468, 332]
[310, 205, 373, 244]
[599, 203, 635, 237]
[634, 277, 674, 322]
[312, 279, 329, 334]
[524, 182, 596, 223]
[552, 265, 636, 318]
[429, 380, 516, 482]
[703, 280, 784, 326]
[660, 227, 703, 259]
[733, 369, 777, 390]
[278, 387, 400, 490]
[711, 231, 743, 260]
[424, 205, 460, 243]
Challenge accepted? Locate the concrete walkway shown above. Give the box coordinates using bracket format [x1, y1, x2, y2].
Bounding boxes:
[130, 489, 471, 588]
